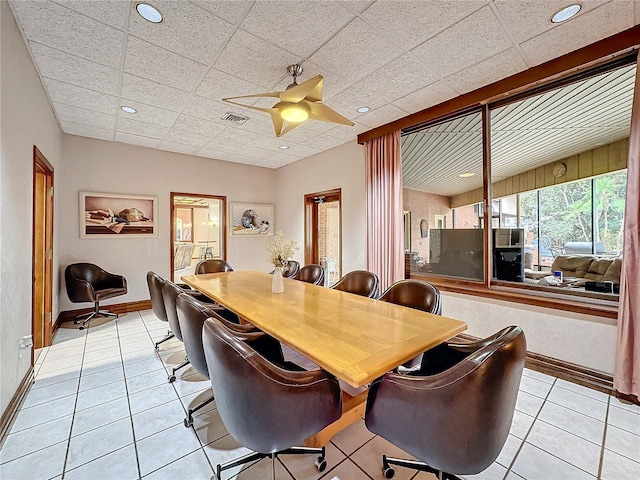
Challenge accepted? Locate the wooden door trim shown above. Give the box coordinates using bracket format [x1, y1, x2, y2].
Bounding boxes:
[32, 146, 54, 352]
[303, 188, 342, 270]
[170, 192, 227, 279]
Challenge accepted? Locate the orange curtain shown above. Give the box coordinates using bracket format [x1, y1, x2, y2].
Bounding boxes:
[365, 131, 404, 293]
[614, 58, 640, 398]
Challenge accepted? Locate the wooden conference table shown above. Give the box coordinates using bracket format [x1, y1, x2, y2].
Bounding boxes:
[181, 271, 467, 445]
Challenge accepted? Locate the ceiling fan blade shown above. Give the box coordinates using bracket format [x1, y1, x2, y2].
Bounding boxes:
[269, 111, 285, 136]
[306, 101, 354, 126]
[280, 75, 324, 103]
[278, 120, 305, 137]
[222, 98, 275, 114]
[223, 91, 282, 101]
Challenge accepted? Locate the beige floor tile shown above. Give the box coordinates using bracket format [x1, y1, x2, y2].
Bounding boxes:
[136, 423, 202, 476]
[511, 443, 593, 480]
[0, 415, 73, 464]
[546, 384, 608, 421]
[330, 419, 374, 456]
[71, 396, 130, 436]
[554, 379, 609, 402]
[10, 394, 76, 433]
[608, 405, 640, 436]
[124, 356, 166, 378]
[604, 425, 640, 463]
[203, 434, 255, 479]
[127, 367, 171, 394]
[522, 368, 556, 384]
[462, 461, 507, 480]
[600, 448, 640, 480]
[0, 441, 67, 480]
[233, 457, 293, 480]
[143, 449, 213, 480]
[129, 382, 180, 415]
[132, 399, 186, 440]
[509, 409, 535, 439]
[192, 407, 229, 446]
[610, 397, 640, 415]
[79, 365, 124, 391]
[181, 389, 217, 417]
[519, 375, 553, 399]
[66, 417, 134, 471]
[64, 444, 139, 480]
[496, 434, 523, 468]
[32, 368, 81, 390]
[537, 400, 605, 444]
[23, 377, 79, 408]
[319, 458, 369, 480]
[75, 379, 127, 411]
[514, 390, 544, 417]
[350, 435, 416, 480]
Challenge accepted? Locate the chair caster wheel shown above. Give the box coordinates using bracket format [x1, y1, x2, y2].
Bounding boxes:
[184, 417, 193, 428]
[315, 457, 327, 472]
[383, 467, 395, 479]
[79, 326, 85, 331]
[154, 345, 160, 352]
[168, 375, 176, 383]
[73, 320, 78, 325]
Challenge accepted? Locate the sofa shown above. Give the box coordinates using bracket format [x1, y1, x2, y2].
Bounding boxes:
[525, 255, 621, 287]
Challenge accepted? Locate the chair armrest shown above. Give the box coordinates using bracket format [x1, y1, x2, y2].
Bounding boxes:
[68, 278, 97, 303]
[98, 271, 127, 290]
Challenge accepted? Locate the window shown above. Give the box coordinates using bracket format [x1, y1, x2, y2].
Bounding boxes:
[401, 56, 635, 306]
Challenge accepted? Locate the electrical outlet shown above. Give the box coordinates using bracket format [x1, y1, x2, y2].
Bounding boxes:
[19, 335, 33, 350]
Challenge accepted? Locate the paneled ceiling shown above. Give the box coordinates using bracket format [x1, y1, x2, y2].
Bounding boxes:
[9, 0, 640, 169]
[402, 64, 636, 196]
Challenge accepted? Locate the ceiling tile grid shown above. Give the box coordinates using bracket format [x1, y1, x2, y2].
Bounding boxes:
[8, 0, 640, 169]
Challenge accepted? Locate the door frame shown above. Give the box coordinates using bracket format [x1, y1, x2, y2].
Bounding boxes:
[170, 192, 227, 278]
[32, 146, 54, 351]
[303, 188, 342, 268]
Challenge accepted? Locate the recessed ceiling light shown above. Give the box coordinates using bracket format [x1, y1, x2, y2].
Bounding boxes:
[357, 107, 370, 113]
[551, 4, 581, 23]
[120, 106, 137, 114]
[459, 172, 475, 178]
[136, 3, 163, 23]
[279, 145, 289, 150]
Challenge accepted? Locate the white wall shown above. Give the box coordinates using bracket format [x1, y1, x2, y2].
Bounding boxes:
[0, 1, 63, 414]
[58, 136, 276, 311]
[275, 140, 367, 273]
[442, 292, 617, 373]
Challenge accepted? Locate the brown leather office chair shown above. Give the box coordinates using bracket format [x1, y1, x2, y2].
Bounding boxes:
[202, 317, 343, 480]
[146, 271, 174, 350]
[194, 259, 234, 274]
[379, 279, 442, 369]
[365, 326, 526, 480]
[176, 293, 259, 427]
[296, 264, 325, 285]
[65, 263, 127, 330]
[331, 270, 379, 298]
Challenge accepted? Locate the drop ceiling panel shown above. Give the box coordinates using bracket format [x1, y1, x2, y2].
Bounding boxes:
[124, 37, 209, 91]
[358, 104, 409, 128]
[493, 0, 609, 43]
[171, 114, 227, 139]
[128, 1, 234, 64]
[120, 73, 191, 112]
[307, 18, 404, 83]
[214, 30, 300, 88]
[361, 0, 488, 50]
[411, 5, 513, 78]
[53, 102, 115, 130]
[53, 0, 128, 29]
[29, 43, 120, 95]
[116, 116, 169, 139]
[118, 102, 179, 127]
[190, 0, 249, 24]
[195, 67, 264, 101]
[158, 140, 201, 156]
[115, 132, 161, 149]
[11, 0, 124, 67]
[520, 1, 635, 66]
[393, 81, 458, 114]
[61, 121, 113, 141]
[240, 1, 354, 58]
[43, 78, 118, 115]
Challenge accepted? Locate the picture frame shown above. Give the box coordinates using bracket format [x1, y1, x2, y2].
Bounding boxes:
[230, 202, 273, 236]
[79, 191, 157, 238]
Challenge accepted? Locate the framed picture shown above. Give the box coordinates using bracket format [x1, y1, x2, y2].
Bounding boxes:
[230, 202, 273, 236]
[80, 192, 157, 238]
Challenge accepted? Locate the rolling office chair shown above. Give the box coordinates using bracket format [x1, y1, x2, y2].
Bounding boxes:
[296, 264, 325, 285]
[194, 259, 234, 274]
[331, 270, 379, 298]
[202, 317, 343, 480]
[146, 271, 174, 350]
[365, 326, 526, 479]
[379, 279, 442, 369]
[65, 263, 127, 330]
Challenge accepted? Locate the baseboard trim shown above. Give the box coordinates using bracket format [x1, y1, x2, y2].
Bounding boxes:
[58, 299, 152, 324]
[0, 366, 34, 440]
[456, 333, 638, 405]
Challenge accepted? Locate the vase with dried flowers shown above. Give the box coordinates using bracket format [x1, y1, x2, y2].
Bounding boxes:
[266, 231, 298, 293]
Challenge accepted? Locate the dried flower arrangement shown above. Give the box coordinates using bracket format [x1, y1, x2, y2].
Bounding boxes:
[266, 231, 299, 271]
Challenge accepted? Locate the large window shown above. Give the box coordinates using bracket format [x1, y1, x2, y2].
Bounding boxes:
[402, 57, 635, 304]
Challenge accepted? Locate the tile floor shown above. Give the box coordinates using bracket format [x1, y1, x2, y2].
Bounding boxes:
[1, 310, 639, 480]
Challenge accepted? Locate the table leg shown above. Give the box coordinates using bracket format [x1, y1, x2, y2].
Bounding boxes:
[304, 390, 368, 447]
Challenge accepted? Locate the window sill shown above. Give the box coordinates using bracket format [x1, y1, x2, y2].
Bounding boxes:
[409, 272, 619, 319]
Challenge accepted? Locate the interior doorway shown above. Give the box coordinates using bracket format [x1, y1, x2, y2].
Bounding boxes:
[32, 147, 54, 352]
[171, 193, 226, 281]
[304, 188, 342, 285]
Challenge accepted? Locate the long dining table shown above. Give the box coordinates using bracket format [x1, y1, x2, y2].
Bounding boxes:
[181, 270, 467, 446]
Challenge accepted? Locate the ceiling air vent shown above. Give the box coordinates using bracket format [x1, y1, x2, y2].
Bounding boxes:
[221, 112, 249, 125]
